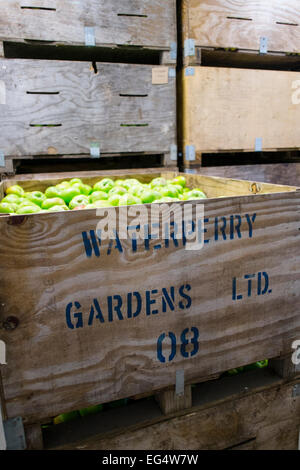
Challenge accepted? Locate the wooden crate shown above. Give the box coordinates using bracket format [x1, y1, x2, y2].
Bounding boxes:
[0, 0, 177, 63]
[0, 170, 299, 441]
[179, 66, 300, 167]
[42, 370, 300, 450]
[182, 0, 300, 66]
[0, 59, 177, 172]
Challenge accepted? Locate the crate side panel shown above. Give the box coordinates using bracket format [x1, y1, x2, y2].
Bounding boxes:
[0, 60, 176, 157]
[185, 0, 300, 53]
[1, 0, 176, 49]
[0, 192, 299, 423]
[183, 67, 300, 154]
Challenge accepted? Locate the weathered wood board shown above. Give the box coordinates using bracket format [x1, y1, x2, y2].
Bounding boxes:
[0, 172, 299, 424]
[1, 0, 177, 51]
[180, 66, 300, 164]
[0, 59, 176, 164]
[49, 376, 300, 450]
[182, 0, 300, 65]
[198, 164, 300, 187]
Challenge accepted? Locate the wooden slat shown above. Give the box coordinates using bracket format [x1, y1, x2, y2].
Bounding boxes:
[0, 59, 176, 160]
[46, 377, 300, 450]
[181, 67, 300, 161]
[196, 164, 300, 187]
[183, 0, 300, 60]
[1, 0, 176, 50]
[0, 172, 299, 424]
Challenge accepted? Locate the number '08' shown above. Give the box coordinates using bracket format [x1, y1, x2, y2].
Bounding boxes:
[157, 327, 199, 363]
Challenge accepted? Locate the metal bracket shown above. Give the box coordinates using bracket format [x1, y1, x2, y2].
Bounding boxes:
[175, 370, 185, 397]
[255, 137, 263, 152]
[0, 151, 5, 168]
[184, 39, 195, 57]
[3, 417, 26, 450]
[168, 68, 176, 79]
[185, 145, 196, 161]
[170, 144, 178, 161]
[185, 67, 195, 77]
[0, 340, 6, 365]
[292, 384, 300, 398]
[259, 37, 268, 54]
[170, 42, 177, 61]
[90, 143, 100, 158]
[85, 26, 96, 47]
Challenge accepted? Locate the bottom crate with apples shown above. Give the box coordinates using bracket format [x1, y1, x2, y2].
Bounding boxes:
[0, 170, 299, 449]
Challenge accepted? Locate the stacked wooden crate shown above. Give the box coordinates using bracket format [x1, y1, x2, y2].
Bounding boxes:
[0, 0, 178, 175]
[179, 0, 300, 186]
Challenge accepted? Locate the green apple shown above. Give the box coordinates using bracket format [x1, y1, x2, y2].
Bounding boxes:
[16, 205, 41, 214]
[18, 199, 41, 208]
[6, 184, 25, 197]
[169, 184, 184, 194]
[60, 186, 82, 204]
[93, 178, 115, 193]
[24, 191, 46, 207]
[119, 194, 142, 206]
[0, 202, 17, 213]
[150, 177, 168, 189]
[69, 195, 90, 210]
[45, 186, 63, 199]
[1, 194, 22, 205]
[160, 185, 179, 198]
[108, 194, 121, 206]
[56, 181, 71, 190]
[53, 411, 79, 425]
[90, 191, 109, 203]
[79, 404, 103, 417]
[71, 182, 92, 196]
[170, 176, 186, 188]
[84, 203, 97, 210]
[183, 189, 207, 200]
[93, 200, 111, 208]
[69, 178, 83, 185]
[140, 189, 162, 204]
[47, 205, 69, 212]
[120, 179, 141, 190]
[108, 186, 127, 197]
[42, 197, 66, 210]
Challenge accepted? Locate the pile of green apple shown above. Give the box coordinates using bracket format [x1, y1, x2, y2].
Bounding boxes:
[0, 176, 207, 214]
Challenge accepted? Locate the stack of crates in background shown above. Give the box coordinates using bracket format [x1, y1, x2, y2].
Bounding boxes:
[0, 0, 178, 176]
[179, 0, 300, 186]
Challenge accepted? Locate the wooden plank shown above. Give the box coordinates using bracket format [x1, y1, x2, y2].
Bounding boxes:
[0, 59, 176, 160]
[0, 172, 299, 424]
[46, 377, 300, 450]
[181, 67, 300, 162]
[0, 0, 176, 50]
[183, 0, 300, 65]
[197, 164, 300, 188]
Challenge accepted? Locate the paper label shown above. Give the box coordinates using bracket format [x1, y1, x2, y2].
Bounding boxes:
[152, 67, 169, 85]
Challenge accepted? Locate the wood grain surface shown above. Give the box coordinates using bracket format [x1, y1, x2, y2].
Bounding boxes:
[0, 173, 299, 424]
[198, 163, 300, 187]
[1, 0, 176, 50]
[181, 66, 300, 158]
[61, 379, 300, 450]
[0, 59, 176, 158]
[184, 0, 300, 53]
